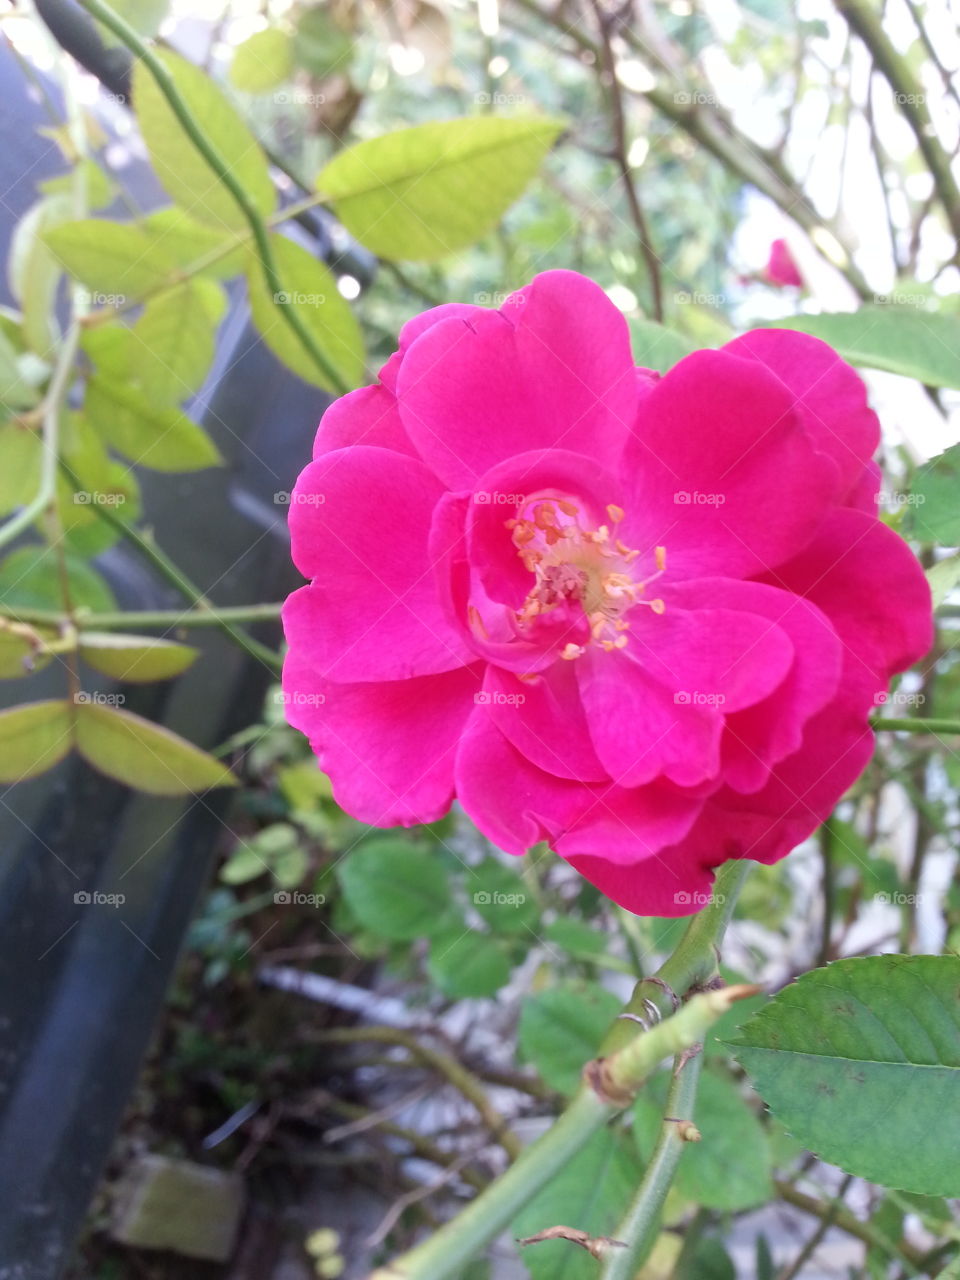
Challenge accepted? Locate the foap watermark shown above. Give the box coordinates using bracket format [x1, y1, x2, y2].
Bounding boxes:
[474, 290, 526, 307]
[894, 92, 926, 105]
[674, 690, 726, 707]
[873, 690, 926, 708]
[474, 490, 528, 505]
[872, 292, 931, 309]
[74, 491, 126, 506]
[275, 491, 326, 506]
[274, 90, 327, 106]
[875, 891, 923, 906]
[74, 691, 125, 706]
[876, 491, 925, 509]
[674, 290, 726, 306]
[74, 890, 126, 907]
[474, 91, 527, 107]
[674, 90, 718, 106]
[473, 890, 526, 907]
[274, 290, 326, 307]
[674, 890, 725, 907]
[274, 890, 326, 907]
[79, 289, 126, 308]
[674, 490, 725, 506]
[475, 690, 526, 706]
[275, 690, 326, 708]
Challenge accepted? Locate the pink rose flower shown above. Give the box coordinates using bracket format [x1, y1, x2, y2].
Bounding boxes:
[765, 238, 804, 287]
[282, 271, 931, 915]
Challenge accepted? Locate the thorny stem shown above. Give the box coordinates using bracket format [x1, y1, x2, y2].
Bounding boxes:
[77, 0, 351, 395]
[366, 861, 750, 1280]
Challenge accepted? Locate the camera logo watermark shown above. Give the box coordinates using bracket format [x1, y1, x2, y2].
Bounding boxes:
[674, 891, 725, 906]
[274, 690, 325, 707]
[475, 690, 526, 706]
[274, 890, 326, 907]
[473, 890, 526, 906]
[274, 491, 326, 506]
[674, 490, 725, 506]
[273, 291, 326, 307]
[74, 491, 126, 506]
[674, 690, 726, 707]
[74, 890, 125, 907]
[873, 690, 925, 708]
[74, 691, 125, 706]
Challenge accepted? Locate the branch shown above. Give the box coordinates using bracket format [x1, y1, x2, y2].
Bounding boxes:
[365, 860, 751, 1280]
[76, 0, 351, 394]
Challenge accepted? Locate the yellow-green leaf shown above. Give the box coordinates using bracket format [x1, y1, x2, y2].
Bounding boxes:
[0, 625, 55, 680]
[229, 28, 294, 93]
[0, 423, 42, 514]
[8, 195, 73, 355]
[133, 50, 276, 229]
[44, 218, 181, 301]
[74, 701, 238, 794]
[245, 234, 364, 390]
[85, 376, 222, 471]
[79, 633, 199, 682]
[132, 279, 224, 404]
[316, 115, 565, 260]
[0, 699, 72, 781]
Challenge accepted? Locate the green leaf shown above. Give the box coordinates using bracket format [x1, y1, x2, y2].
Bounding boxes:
[0, 625, 55, 679]
[908, 443, 960, 545]
[633, 1068, 773, 1210]
[79, 633, 199, 682]
[765, 309, 960, 389]
[316, 115, 565, 261]
[927, 554, 960, 607]
[245, 234, 364, 391]
[0, 424, 42, 514]
[337, 839, 454, 940]
[0, 328, 41, 411]
[85, 376, 222, 471]
[229, 28, 294, 93]
[0, 699, 72, 781]
[518, 981, 621, 1094]
[74, 701, 238, 794]
[427, 929, 512, 998]
[55, 411, 142, 557]
[541, 917, 610, 959]
[8, 195, 73, 355]
[133, 49, 276, 229]
[140, 209, 247, 280]
[95, 0, 169, 43]
[292, 7, 353, 79]
[512, 1129, 643, 1280]
[40, 159, 115, 211]
[629, 317, 696, 373]
[132, 280, 224, 404]
[727, 955, 960, 1195]
[44, 218, 183, 300]
[0, 545, 116, 613]
[470, 857, 538, 934]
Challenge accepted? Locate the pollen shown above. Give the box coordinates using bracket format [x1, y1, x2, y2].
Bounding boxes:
[508, 494, 667, 659]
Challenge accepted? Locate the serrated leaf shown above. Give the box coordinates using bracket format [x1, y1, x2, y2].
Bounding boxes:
[133, 50, 276, 229]
[0, 546, 116, 613]
[74, 700, 238, 794]
[428, 929, 512, 998]
[79, 633, 199, 682]
[245, 233, 363, 391]
[44, 219, 181, 301]
[337, 838, 453, 940]
[140, 209, 247, 280]
[0, 423, 42, 514]
[633, 1068, 773, 1210]
[229, 27, 294, 93]
[316, 115, 565, 261]
[927, 554, 960, 607]
[85, 376, 221, 471]
[0, 700, 72, 781]
[728, 955, 960, 1195]
[518, 981, 621, 1094]
[512, 1129, 643, 1280]
[131, 280, 223, 403]
[629, 317, 697, 373]
[909, 443, 960, 545]
[766, 309, 960, 389]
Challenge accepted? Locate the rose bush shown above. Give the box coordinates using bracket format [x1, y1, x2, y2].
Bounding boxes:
[283, 270, 931, 915]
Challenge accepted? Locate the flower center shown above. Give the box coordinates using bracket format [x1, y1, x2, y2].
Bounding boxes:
[505, 496, 665, 659]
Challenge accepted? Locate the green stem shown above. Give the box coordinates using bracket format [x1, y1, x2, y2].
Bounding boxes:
[369, 861, 750, 1280]
[872, 717, 960, 735]
[598, 1053, 704, 1280]
[0, 603, 284, 630]
[57, 461, 282, 672]
[77, 0, 350, 395]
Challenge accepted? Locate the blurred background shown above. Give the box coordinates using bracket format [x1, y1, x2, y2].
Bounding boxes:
[0, 0, 958, 1276]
